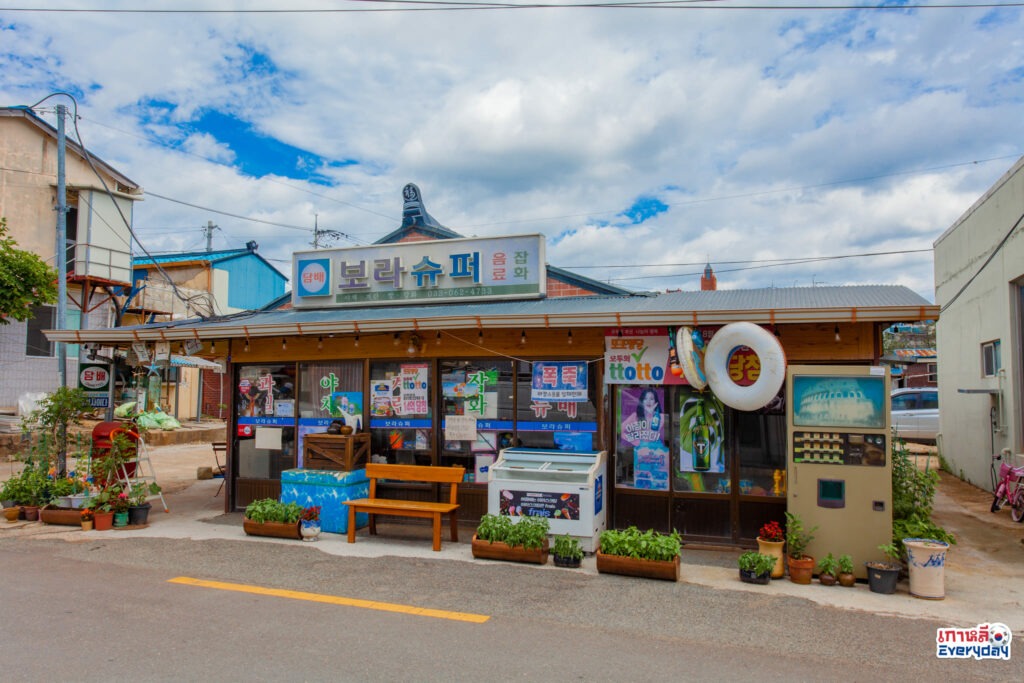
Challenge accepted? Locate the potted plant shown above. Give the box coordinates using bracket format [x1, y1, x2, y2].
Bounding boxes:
[784, 511, 817, 584]
[837, 554, 856, 587]
[471, 514, 550, 564]
[111, 487, 131, 527]
[243, 498, 303, 539]
[596, 527, 682, 581]
[552, 534, 584, 568]
[86, 489, 115, 530]
[80, 508, 94, 531]
[816, 552, 839, 586]
[865, 543, 902, 594]
[127, 481, 160, 526]
[737, 551, 776, 585]
[300, 505, 322, 542]
[756, 520, 786, 579]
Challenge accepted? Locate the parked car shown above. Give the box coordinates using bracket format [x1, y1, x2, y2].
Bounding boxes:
[890, 388, 939, 443]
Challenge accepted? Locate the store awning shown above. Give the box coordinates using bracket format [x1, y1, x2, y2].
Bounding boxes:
[169, 354, 223, 371]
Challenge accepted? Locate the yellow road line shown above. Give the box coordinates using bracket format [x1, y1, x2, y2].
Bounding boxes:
[168, 576, 490, 624]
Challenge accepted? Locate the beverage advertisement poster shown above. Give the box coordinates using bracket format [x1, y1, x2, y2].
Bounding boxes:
[619, 387, 665, 449]
[677, 388, 725, 474]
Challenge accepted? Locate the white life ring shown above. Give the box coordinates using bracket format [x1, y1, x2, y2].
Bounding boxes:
[704, 322, 786, 411]
[676, 326, 707, 391]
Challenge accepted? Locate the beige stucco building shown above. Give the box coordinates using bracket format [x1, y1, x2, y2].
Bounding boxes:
[934, 155, 1024, 489]
[0, 106, 141, 410]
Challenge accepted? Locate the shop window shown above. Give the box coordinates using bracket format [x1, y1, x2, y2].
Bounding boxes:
[235, 363, 297, 480]
[736, 412, 786, 498]
[614, 386, 670, 491]
[439, 359, 514, 484]
[297, 361, 363, 466]
[515, 360, 598, 452]
[368, 361, 433, 465]
[26, 305, 55, 357]
[672, 387, 729, 495]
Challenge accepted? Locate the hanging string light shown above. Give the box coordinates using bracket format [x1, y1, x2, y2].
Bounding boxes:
[567, 330, 573, 345]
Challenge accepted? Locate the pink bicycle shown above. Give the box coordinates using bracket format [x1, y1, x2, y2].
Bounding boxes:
[990, 448, 1024, 522]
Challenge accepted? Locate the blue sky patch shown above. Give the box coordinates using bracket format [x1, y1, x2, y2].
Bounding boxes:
[621, 195, 668, 224]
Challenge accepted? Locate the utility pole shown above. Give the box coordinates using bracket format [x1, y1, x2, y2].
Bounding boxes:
[312, 213, 319, 249]
[204, 220, 217, 252]
[55, 103, 69, 478]
[55, 104, 68, 389]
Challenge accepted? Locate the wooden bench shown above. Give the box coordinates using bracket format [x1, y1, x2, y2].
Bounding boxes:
[347, 463, 465, 551]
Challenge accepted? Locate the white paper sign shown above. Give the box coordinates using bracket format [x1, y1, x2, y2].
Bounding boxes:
[132, 343, 150, 363]
[444, 415, 478, 441]
[184, 339, 203, 356]
[255, 427, 283, 450]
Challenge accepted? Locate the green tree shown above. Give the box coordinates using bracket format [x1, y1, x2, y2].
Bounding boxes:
[0, 217, 58, 324]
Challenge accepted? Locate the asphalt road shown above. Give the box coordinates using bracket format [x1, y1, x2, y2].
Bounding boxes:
[0, 535, 1016, 681]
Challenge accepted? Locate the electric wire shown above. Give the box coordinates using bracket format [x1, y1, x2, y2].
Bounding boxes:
[938, 211, 1024, 313]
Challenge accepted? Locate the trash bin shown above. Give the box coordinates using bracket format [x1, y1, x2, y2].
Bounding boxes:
[903, 538, 949, 600]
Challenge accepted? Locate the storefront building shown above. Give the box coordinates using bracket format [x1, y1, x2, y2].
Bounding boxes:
[49, 185, 939, 546]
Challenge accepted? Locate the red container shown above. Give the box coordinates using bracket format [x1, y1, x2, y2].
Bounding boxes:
[90, 421, 139, 484]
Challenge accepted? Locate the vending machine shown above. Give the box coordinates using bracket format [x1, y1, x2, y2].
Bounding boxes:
[786, 365, 892, 579]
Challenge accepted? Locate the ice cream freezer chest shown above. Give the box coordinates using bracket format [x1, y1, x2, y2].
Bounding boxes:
[487, 448, 607, 552]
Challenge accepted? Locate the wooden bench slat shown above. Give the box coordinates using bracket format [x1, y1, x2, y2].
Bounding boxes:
[348, 499, 457, 514]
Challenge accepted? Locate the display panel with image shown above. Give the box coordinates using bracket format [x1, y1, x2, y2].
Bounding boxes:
[792, 375, 885, 429]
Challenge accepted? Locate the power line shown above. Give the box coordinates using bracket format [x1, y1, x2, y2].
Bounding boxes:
[568, 248, 933, 271]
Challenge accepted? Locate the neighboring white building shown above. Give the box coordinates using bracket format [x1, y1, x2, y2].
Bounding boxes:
[0, 106, 142, 411]
[934, 156, 1024, 490]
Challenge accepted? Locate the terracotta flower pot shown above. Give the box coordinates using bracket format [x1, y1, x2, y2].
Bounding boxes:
[4, 507, 20, 523]
[596, 549, 680, 581]
[93, 511, 114, 531]
[81, 519, 94, 531]
[787, 555, 815, 584]
[838, 572, 857, 587]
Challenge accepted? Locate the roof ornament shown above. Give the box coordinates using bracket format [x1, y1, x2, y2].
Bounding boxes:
[401, 183, 445, 229]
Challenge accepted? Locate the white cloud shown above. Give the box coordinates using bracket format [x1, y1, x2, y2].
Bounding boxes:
[2, 5, 1022, 302]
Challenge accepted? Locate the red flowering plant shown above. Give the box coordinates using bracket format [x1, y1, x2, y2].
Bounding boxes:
[299, 505, 321, 522]
[80, 508, 94, 522]
[110, 488, 131, 514]
[758, 520, 785, 543]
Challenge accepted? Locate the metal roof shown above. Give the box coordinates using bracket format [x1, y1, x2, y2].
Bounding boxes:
[46, 284, 938, 344]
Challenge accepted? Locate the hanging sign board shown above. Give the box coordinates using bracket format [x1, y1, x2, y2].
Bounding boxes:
[132, 342, 150, 363]
[78, 362, 111, 408]
[291, 234, 546, 308]
[531, 361, 588, 402]
[183, 339, 203, 356]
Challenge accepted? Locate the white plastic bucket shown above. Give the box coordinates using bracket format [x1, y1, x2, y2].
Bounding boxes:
[903, 538, 949, 600]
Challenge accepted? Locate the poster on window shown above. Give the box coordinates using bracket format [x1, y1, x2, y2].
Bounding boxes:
[397, 364, 429, 416]
[677, 388, 726, 474]
[531, 361, 588, 402]
[619, 387, 665, 449]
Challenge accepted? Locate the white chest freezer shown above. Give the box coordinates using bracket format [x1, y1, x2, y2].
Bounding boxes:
[487, 447, 607, 552]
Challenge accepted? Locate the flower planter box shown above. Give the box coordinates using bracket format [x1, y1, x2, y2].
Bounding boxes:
[471, 535, 549, 565]
[243, 518, 302, 540]
[595, 550, 680, 581]
[39, 505, 83, 526]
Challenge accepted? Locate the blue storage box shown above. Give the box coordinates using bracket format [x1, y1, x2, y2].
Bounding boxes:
[280, 468, 369, 534]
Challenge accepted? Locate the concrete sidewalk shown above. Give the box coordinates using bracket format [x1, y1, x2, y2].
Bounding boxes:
[3, 441, 1023, 631]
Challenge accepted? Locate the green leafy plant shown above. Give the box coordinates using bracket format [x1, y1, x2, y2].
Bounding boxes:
[889, 438, 955, 558]
[0, 217, 58, 324]
[816, 552, 839, 577]
[244, 498, 302, 524]
[737, 551, 777, 575]
[599, 527, 682, 562]
[872, 542, 903, 569]
[20, 387, 93, 476]
[129, 481, 161, 506]
[784, 511, 816, 560]
[505, 516, 550, 550]
[552, 534, 583, 561]
[475, 513, 513, 543]
[837, 554, 854, 575]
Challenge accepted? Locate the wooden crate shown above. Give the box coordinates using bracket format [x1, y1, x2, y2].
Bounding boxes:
[303, 433, 370, 471]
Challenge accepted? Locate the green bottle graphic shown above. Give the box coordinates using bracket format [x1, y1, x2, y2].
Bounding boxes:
[692, 408, 711, 472]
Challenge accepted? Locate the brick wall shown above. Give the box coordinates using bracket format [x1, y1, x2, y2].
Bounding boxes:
[200, 370, 229, 419]
[547, 278, 598, 298]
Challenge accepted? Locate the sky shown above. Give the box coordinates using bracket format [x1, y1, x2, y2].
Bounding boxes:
[3, 1, 1023, 302]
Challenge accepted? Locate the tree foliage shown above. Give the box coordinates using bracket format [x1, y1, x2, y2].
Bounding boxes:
[0, 217, 58, 324]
